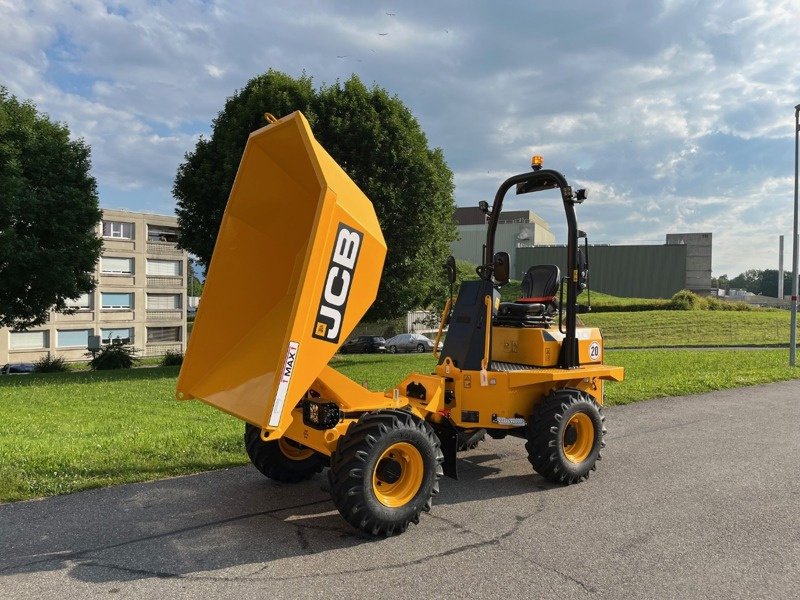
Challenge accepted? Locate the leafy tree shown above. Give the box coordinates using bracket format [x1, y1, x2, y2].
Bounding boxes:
[174, 71, 315, 270]
[174, 71, 457, 320]
[312, 77, 456, 318]
[0, 88, 102, 329]
[758, 269, 794, 298]
[728, 269, 762, 293]
[186, 257, 203, 297]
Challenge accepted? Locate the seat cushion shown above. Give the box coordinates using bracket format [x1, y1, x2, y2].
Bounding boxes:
[494, 301, 553, 327]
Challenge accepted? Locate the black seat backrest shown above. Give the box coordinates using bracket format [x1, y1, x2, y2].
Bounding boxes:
[520, 265, 560, 300]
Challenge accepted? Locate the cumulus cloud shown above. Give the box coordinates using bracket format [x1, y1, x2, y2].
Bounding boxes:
[1, 0, 798, 275]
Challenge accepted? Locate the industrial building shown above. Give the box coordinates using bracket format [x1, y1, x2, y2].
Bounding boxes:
[452, 207, 555, 278]
[0, 209, 188, 365]
[515, 233, 712, 298]
[451, 204, 712, 298]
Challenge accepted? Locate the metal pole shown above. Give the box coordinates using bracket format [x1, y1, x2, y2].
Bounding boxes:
[790, 104, 799, 366]
[778, 235, 784, 299]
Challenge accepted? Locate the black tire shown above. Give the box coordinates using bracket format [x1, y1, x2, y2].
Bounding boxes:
[388, 345, 397, 354]
[329, 410, 443, 536]
[416, 343, 425, 353]
[244, 423, 325, 483]
[525, 389, 605, 485]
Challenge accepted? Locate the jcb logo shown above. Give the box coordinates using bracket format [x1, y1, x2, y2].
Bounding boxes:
[313, 223, 363, 343]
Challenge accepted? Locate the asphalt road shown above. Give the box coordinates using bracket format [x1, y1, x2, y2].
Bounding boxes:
[1, 380, 798, 599]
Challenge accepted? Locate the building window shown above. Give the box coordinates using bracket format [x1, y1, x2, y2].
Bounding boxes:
[10, 330, 47, 350]
[101, 328, 133, 344]
[102, 221, 134, 239]
[146, 259, 182, 277]
[65, 293, 92, 310]
[57, 329, 91, 348]
[101, 292, 134, 309]
[101, 256, 134, 274]
[147, 225, 179, 243]
[147, 326, 181, 343]
[147, 293, 182, 310]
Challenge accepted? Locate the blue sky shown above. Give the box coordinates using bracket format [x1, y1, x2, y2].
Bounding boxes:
[2, 0, 798, 277]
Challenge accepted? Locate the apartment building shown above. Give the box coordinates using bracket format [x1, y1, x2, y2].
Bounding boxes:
[0, 209, 187, 364]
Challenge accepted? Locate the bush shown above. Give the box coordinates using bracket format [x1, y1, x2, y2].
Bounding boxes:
[668, 290, 708, 311]
[160, 349, 184, 367]
[88, 344, 139, 370]
[706, 297, 752, 311]
[33, 353, 70, 373]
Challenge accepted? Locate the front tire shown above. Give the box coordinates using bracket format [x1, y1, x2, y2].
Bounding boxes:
[329, 410, 443, 536]
[244, 424, 325, 483]
[388, 345, 397, 354]
[416, 343, 425, 353]
[525, 390, 605, 485]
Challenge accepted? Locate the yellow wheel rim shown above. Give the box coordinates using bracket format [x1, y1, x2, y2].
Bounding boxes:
[278, 438, 314, 461]
[563, 412, 595, 464]
[372, 442, 424, 507]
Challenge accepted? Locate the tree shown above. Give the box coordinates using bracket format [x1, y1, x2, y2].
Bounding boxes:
[711, 274, 728, 289]
[186, 257, 203, 297]
[0, 88, 102, 329]
[757, 269, 793, 298]
[174, 71, 315, 270]
[728, 269, 762, 293]
[174, 71, 457, 320]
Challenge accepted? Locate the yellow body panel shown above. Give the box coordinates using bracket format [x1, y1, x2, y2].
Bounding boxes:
[492, 325, 607, 367]
[176, 111, 386, 436]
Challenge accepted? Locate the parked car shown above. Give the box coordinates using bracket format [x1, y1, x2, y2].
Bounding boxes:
[385, 333, 441, 354]
[339, 336, 387, 354]
[0, 363, 35, 375]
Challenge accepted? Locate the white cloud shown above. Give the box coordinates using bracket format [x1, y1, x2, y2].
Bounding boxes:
[1, 0, 798, 276]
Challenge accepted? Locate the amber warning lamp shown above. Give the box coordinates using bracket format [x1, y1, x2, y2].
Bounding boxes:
[531, 155, 543, 171]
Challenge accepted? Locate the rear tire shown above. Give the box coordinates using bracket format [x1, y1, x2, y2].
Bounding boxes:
[329, 410, 443, 536]
[244, 424, 325, 483]
[416, 343, 425, 353]
[525, 390, 605, 485]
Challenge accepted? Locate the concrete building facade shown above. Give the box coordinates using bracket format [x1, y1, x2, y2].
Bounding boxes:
[451, 207, 555, 278]
[666, 232, 713, 295]
[516, 232, 713, 299]
[0, 209, 187, 365]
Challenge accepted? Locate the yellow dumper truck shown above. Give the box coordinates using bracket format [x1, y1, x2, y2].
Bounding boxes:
[177, 111, 623, 536]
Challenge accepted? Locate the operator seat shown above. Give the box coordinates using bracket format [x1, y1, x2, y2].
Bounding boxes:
[494, 264, 560, 327]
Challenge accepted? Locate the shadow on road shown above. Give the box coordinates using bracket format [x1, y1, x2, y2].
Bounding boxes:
[0, 445, 554, 585]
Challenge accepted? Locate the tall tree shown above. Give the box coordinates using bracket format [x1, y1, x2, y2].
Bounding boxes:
[174, 70, 315, 269]
[174, 71, 457, 320]
[313, 76, 456, 318]
[0, 88, 102, 329]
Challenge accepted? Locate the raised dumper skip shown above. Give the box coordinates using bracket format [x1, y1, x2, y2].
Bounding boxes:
[176, 112, 624, 537]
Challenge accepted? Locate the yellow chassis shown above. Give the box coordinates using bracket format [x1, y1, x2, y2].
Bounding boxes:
[275, 358, 623, 458]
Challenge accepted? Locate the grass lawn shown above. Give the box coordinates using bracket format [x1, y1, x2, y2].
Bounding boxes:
[581, 310, 793, 348]
[2, 350, 799, 503]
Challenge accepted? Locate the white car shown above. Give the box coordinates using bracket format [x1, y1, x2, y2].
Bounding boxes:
[385, 333, 441, 354]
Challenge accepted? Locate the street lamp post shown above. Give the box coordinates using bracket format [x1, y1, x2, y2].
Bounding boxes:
[791, 104, 800, 366]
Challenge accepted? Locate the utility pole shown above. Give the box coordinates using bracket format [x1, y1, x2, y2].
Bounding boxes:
[791, 104, 800, 366]
[778, 235, 784, 299]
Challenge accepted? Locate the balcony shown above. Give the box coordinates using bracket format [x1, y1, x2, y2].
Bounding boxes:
[146, 309, 183, 322]
[147, 241, 182, 255]
[144, 343, 183, 356]
[146, 276, 183, 289]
